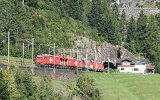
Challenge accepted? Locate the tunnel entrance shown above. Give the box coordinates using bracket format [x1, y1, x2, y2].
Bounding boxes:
[103, 62, 116, 70]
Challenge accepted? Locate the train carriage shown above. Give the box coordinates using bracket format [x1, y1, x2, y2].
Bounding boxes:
[76, 60, 85, 69]
[35, 54, 104, 71]
[44, 56, 62, 66]
[66, 58, 76, 68]
[94, 62, 104, 71]
[87, 60, 94, 70]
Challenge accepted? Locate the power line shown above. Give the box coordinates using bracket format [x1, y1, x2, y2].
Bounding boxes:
[53, 43, 56, 74]
[32, 38, 34, 66]
[7, 31, 10, 70]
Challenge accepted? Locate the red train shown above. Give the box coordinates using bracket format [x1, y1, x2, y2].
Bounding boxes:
[35, 54, 104, 71]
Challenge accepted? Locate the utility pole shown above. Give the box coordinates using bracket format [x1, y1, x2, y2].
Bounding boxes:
[108, 57, 110, 73]
[76, 48, 78, 75]
[53, 43, 55, 74]
[49, 47, 50, 55]
[7, 31, 10, 70]
[107, 47, 110, 73]
[73, 49, 74, 58]
[63, 48, 66, 56]
[22, 0, 24, 5]
[94, 46, 97, 71]
[86, 49, 88, 69]
[70, 49, 72, 58]
[32, 38, 34, 66]
[22, 43, 24, 66]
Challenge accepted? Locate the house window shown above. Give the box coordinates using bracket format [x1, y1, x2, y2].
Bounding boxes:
[121, 68, 125, 71]
[122, 61, 130, 65]
[133, 68, 139, 71]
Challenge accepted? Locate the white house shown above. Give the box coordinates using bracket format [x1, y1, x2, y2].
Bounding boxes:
[117, 58, 154, 74]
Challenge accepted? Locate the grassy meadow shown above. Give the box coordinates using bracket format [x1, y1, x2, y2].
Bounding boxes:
[90, 72, 160, 100]
[45, 72, 160, 100]
[0, 56, 32, 66]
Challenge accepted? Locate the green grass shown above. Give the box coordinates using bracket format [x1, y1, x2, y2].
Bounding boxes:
[89, 72, 160, 100]
[0, 55, 32, 67]
[33, 72, 160, 100]
[34, 72, 160, 100]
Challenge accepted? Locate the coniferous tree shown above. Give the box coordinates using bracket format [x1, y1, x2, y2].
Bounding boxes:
[56, 0, 70, 18]
[102, 0, 120, 45]
[136, 10, 148, 53]
[24, 0, 38, 8]
[137, 11, 148, 32]
[112, 3, 119, 19]
[155, 13, 160, 27]
[107, 13, 121, 45]
[82, 0, 91, 25]
[96, 0, 110, 35]
[144, 15, 160, 63]
[156, 2, 160, 9]
[88, 0, 121, 45]
[66, 0, 84, 21]
[127, 16, 136, 42]
[88, 0, 102, 28]
[126, 16, 137, 53]
[120, 10, 127, 43]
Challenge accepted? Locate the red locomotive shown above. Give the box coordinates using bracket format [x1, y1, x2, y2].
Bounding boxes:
[87, 60, 104, 71]
[35, 54, 104, 71]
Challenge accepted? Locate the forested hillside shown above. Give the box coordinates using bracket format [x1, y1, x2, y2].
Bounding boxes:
[0, 0, 160, 71]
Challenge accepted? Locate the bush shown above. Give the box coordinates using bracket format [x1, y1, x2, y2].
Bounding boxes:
[0, 70, 10, 100]
[155, 66, 160, 74]
[76, 74, 101, 100]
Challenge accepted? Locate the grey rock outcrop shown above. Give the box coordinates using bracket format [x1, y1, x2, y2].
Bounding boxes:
[74, 37, 134, 62]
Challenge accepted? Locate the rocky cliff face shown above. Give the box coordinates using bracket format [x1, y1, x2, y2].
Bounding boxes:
[73, 37, 134, 62]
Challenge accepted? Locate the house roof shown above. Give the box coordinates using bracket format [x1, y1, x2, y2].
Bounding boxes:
[146, 64, 154, 70]
[134, 58, 149, 64]
[116, 58, 149, 65]
[121, 58, 132, 62]
[116, 58, 134, 63]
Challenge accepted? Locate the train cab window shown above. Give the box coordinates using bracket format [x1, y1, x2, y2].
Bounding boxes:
[60, 59, 67, 62]
[60, 59, 67, 65]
